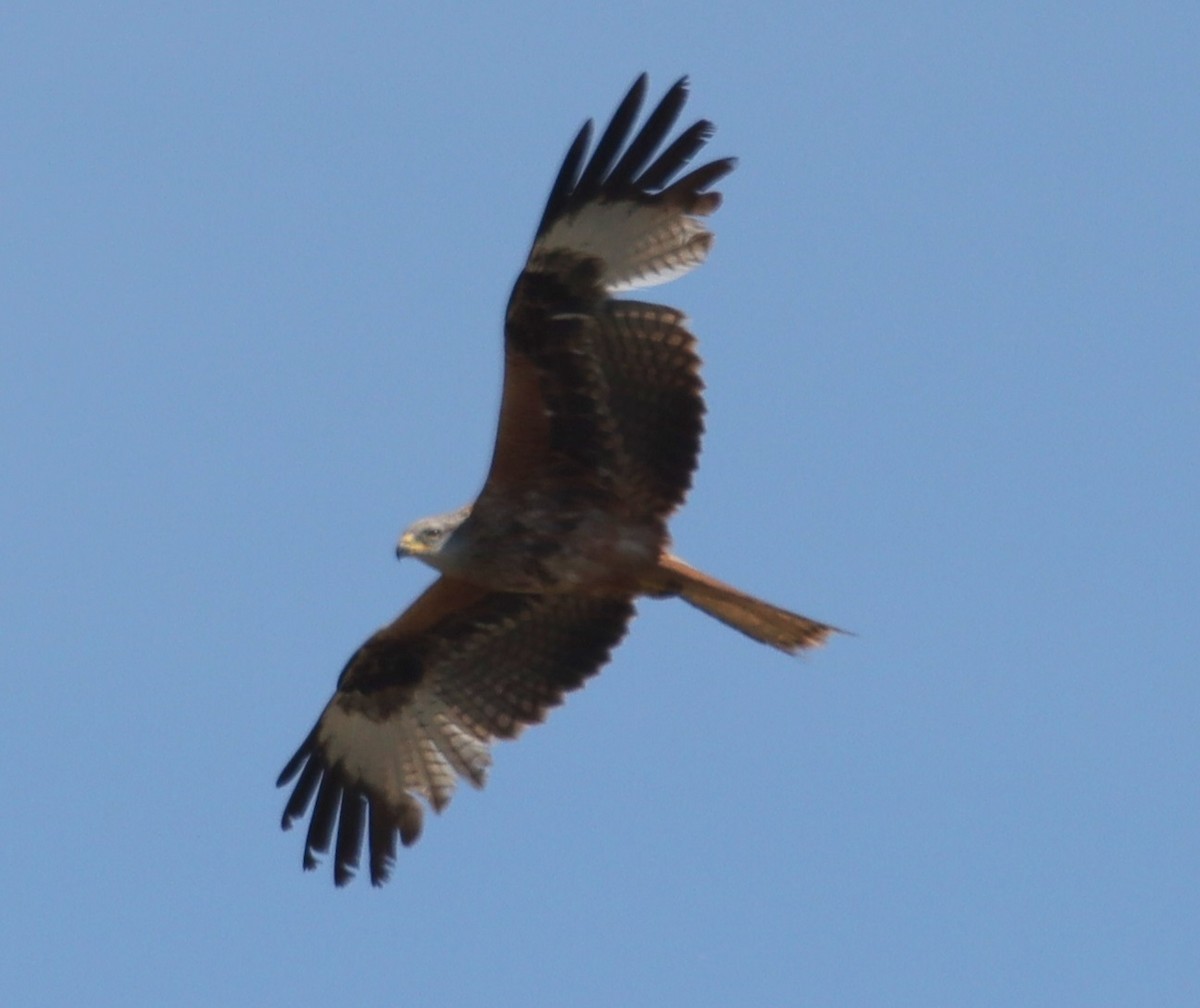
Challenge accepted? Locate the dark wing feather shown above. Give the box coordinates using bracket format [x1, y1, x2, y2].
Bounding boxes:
[607, 77, 689, 189]
[480, 76, 734, 522]
[536, 120, 593, 238]
[572, 73, 647, 203]
[532, 75, 733, 244]
[637, 119, 714, 191]
[587, 300, 706, 515]
[278, 575, 635, 886]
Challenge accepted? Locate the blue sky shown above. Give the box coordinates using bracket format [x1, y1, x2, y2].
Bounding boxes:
[4, 4, 1197, 1005]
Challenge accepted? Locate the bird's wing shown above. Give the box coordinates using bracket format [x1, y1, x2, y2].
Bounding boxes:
[478, 75, 736, 524]
[277, 575, 635, 885]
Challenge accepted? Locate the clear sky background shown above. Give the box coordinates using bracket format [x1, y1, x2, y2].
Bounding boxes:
[4, 4, 1197, 1006]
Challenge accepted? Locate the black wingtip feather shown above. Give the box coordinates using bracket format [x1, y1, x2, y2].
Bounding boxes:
[533, 75, 732, 242]
[637, 119, 714, 192]
[573, 74, 648, 202]
[537, 120, 593, 237]
[305, 774, 341, 862]
[606, 76, 688, 190]
[668, 157, 738, 197]
[368, 806, 398, 887]
[334, 790, 366, 887]
[276, 726, 317, 788]
[280, 753, 323, 830]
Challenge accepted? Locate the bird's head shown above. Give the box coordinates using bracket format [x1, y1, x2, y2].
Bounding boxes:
[395, 505, 472, 570]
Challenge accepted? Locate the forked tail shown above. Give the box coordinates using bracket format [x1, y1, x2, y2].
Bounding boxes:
[652, 554, 838, 654]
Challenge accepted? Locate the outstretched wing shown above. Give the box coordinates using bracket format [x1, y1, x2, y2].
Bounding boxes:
[478, 75, 736, 525]
[277, 576, 634, 886]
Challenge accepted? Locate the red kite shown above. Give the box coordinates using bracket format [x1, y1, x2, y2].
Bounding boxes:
[279, 75, 836, 885]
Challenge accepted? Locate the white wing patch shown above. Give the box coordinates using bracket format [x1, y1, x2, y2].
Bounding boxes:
[317, 694, 493, 816]
[538, 200, 715, 293]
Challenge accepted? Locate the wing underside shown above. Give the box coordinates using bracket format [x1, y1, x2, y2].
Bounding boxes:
[483, 75, 733, 519]
[533, 74, 736, 293]
[278, 577, 635, 885]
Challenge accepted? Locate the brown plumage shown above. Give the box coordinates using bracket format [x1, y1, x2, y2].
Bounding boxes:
[278, 74, 838, 886]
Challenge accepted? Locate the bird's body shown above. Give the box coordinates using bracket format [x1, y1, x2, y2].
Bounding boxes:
[446, 507, 662, 594]
[279, 75, 838, 886]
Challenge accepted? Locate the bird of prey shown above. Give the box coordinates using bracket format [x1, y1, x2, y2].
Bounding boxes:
[278, 75, 837, 886]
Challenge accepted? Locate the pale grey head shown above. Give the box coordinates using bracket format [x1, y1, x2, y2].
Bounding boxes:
[395, 505, 472, 572]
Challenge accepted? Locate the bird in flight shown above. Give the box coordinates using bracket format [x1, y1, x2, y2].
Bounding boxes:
[278, 75, 837, 886]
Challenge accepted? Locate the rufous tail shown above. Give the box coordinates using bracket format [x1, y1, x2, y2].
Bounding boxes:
[649, 554, 838, 654]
